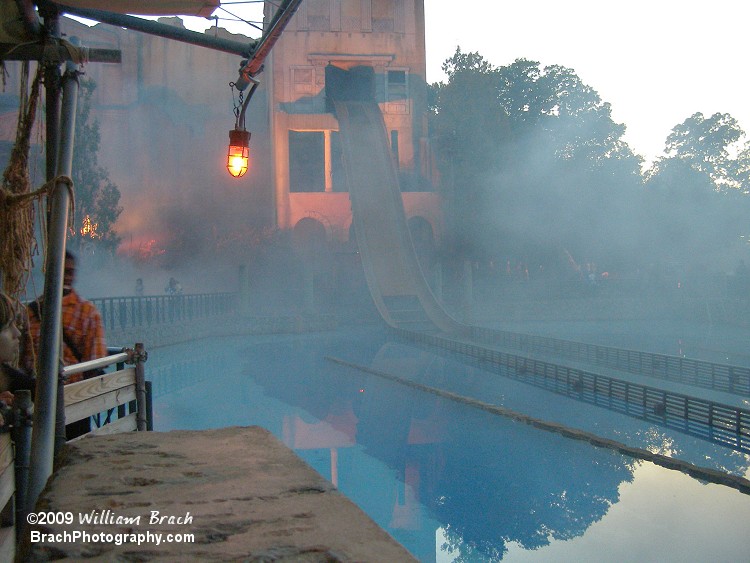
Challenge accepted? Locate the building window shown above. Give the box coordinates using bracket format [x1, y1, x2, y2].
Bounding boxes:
[371, 0, 395, 32]
[289, 131, 326, 192]
[290, 66, 325, 113]
[341, 0, 362, 31]
[289, 130, 347, 193]
[292, 67, 314, 96]
[385, 69, 408, 114]
[307, 0, 331, 31]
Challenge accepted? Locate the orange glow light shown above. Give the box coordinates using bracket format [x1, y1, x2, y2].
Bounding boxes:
[80, 214, 100, 239]
[227, 128, 250, 178]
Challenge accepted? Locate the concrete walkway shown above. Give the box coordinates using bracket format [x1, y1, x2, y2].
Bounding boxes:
[21, 427, 416, 561]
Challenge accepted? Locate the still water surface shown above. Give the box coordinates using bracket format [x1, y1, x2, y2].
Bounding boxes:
[149, 327, 750, 562]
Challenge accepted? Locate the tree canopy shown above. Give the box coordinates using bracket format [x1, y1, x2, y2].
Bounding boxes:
[429, 49, 643, 272]
[429, 48, 750, 280]
[643, 112, 748, 266]
[69, 78, 122, 254]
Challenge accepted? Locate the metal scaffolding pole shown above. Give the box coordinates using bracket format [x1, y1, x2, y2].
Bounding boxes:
[56, 5, 255, 57]
[25, 53, 80, 514]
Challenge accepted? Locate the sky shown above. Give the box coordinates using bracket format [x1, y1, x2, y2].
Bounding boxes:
[136, 0, 750, 166]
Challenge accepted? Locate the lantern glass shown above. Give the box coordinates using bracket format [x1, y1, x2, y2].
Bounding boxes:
[227, 129, 250, 178]
[227, 145, 249, 177]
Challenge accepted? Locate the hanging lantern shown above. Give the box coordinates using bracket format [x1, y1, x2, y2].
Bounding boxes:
[226, 128, 250, 178]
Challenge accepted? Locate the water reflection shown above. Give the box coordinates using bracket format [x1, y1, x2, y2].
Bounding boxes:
[150, 329, 750, 561]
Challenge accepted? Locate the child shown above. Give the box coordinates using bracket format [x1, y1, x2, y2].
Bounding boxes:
[0, 292, 35, 412]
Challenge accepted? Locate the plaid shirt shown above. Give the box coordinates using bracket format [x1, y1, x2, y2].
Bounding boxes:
[22, 289, 107, 383]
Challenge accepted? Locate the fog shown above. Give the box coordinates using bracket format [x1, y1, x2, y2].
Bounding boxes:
[5, 10, 750, 563]
[3, 13, 746, 350]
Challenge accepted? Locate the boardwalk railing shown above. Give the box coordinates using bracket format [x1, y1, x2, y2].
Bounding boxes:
[3, 345, 151, 559]
[63, 344, 152, 437]
[0, 433, 15, 559]
[92, 293, 237, 332]
[397, 329, 750, 452]
[470, 325, 750, 397]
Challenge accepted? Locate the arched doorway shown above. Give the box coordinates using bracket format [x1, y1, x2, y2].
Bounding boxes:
[293, 217, 328, 255]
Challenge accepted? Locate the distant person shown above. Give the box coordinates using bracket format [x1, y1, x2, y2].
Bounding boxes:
[0, 292, 35, 422]
[21, 251, 107, 439]
[21, 251, 107, 437]
[135, 278, 144, 296]
[22, 251, 107, 380]
[165, 277, 182, 295]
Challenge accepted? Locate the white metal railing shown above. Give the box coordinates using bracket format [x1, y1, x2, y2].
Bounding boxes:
[62, 344, 150, 437]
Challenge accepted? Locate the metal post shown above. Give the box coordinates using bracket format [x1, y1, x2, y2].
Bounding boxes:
[134, 343, 148, 431]
[145, 380, 154, 431]
[54, 369, 66, 453]
[43, 18, 61, 183]
[56, 6, 255, 57]
[26, 56, 79, 514]
[13, 390, 33, 539]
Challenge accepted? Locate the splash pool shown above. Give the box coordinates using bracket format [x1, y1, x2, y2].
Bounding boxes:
[149, 327, 750, 562]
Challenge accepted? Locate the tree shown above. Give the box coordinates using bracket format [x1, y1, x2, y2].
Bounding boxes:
[429, 52, 643, 272]
[661, 111, 744, 192]
[429, 49, 511, 258]
[69, 78, 122, 253]
[644, 112, 750, 266]
[736, 140, 750, 194]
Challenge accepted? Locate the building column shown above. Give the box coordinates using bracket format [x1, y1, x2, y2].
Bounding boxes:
[324, 129, 333, 192]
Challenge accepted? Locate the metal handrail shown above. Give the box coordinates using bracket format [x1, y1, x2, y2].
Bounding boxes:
[62, 352, 129, 377]
[397, 329, 750, 453]
[91, 292, 237, 332]
[470, 325, 750, 397]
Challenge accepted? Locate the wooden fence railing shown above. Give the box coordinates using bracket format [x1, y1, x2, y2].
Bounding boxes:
[62, 344, 151, 437]
[2, 344, 151, 558]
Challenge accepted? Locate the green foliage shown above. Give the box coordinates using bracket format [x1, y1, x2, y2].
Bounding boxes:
[430, 49, 509, 242]
[70, 78, 123, 253]
[644, 113, 749, 265]
[735, 141, 750, 194]
[430, 48, 750, 276]
[429, 50, 643, 270]
[661, 112, 744, 191]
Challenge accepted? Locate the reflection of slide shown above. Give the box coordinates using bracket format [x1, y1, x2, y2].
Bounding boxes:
[335, 101, 467, 336]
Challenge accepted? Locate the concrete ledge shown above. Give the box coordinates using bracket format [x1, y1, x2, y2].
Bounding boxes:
[21, 427, 416, 562]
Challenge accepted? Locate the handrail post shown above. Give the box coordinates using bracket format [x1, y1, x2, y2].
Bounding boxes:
[145, 381, 154, 431]
[132, 343, 148, 431]
[54, 367, 67, 454]
[13, 390, 33, 539]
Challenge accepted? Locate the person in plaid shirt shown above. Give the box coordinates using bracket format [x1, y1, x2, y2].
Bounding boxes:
[21, 250, 107, 384]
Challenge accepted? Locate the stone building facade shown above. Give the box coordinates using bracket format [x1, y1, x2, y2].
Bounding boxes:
[263, 0, 442, 250]
[0, 1, 441, 266]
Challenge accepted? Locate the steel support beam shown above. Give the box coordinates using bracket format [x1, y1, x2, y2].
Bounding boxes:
[0, 43, 121, 63]
[235, 0, 303, 89]
[55, 4, 256, 57]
